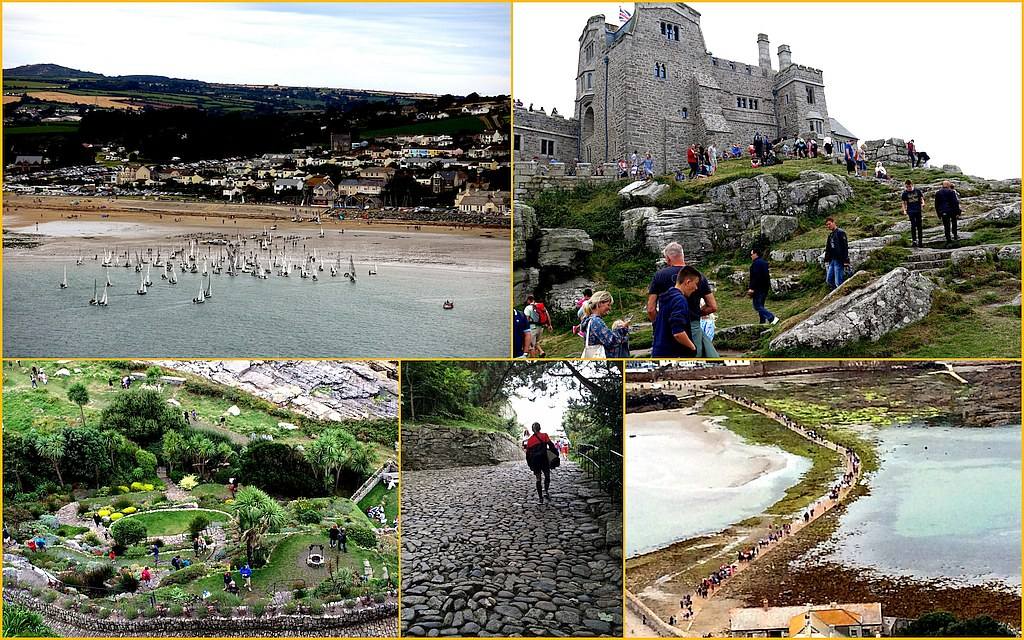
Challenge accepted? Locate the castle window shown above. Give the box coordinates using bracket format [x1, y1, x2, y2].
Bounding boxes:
[736, 97, 742, 108]
[654, 63, 667, 80]
[514, 134, 521, 151]
[541, 139, 555, 155]
[585, 42, 595, 63]
[806, 86, 815, 104]
[741, 97, 747, 109]
[746, 66, 751, 75]
[660, 22, 679, 41]
[586, 72, 593, 89]
[681, 107, 688, 119]
[752, 99, 758, 110]
[730, 62, 736, 71]
[785, 94, 791, 105]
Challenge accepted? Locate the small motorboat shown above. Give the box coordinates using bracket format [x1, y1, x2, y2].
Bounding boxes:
[442, 300, 455, 310]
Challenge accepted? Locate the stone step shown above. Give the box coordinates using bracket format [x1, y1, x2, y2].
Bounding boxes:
[906, 260, 950, 271]
[905, 250, 954, 262]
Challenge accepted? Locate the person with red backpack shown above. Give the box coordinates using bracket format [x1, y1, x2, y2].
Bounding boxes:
[524, 422, 559, 504]
[523, 295, 552, 357]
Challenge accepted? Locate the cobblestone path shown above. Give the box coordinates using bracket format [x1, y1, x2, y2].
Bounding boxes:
[402, 461, 623, 637]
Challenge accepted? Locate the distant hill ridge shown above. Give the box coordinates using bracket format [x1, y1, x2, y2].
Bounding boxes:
[4, 63, 102, 78]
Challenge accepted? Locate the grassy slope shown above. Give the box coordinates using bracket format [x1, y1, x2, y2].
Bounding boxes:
[528, 157, 1020, 357]
[360, 115, 486, 138]
[700, 396, 843, 517]
[356, 482, 397, 529]
[185, 532, 395, 601]
[2, 361, 383, 453]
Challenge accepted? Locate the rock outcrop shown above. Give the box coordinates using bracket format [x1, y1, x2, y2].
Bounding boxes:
[966, 201, 1021, 229]
[547, 277, 596, 313]
[537, 229, 594, 269]
[863, 138, 911, 165]
[514, 202, 596, 305]
[401, 425, 522, 470]
[625, 392, 681, 413]
[619, 180, 669, 204]
[769, 267, 936, 353]
[634, 172, 852, 261]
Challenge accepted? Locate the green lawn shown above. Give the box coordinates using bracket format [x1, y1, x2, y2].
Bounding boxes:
[361, 115, 486, 138]
[700, 396, 844, 518]
[4, 123, 80, 135]
[185, 532, 395, 601]
[79, 490, 165, 511]
[356, 482, 397, 529]
[189, 484, 230, 501]
[127, 509, 230, 537]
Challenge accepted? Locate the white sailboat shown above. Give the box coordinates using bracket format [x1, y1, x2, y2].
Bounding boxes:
[169, 270, 178, 285]
[105, 268, 113, 287]
[89, 279, 98, 305]
[204, 275, 212, 299]
[192, 280, 205, 304]
[59, 266, 69, 289]
[137, 271, 147, 295]
[144, 264, 153, 287]
[98, 283, 109, 306]
[347, 256, 357, 283]
[368, 263, 378, 276]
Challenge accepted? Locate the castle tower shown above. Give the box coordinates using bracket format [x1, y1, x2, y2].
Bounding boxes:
[771, 43, 829, 140]
[777, 44, 792, 69]
[757, 34, 771, 70]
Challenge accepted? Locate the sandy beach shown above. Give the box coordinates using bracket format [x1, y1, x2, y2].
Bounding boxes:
[2, 194, 509, 273]
[625, 406, 808, 558]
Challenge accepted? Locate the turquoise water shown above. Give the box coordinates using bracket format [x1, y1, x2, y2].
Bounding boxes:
[819, 424, 1021, 587]
[626, 410, 812, 557]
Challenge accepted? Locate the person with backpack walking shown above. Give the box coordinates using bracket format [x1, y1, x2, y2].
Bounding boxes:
[907, 139, 918, 167]
[523, 295, 552, 357]
[901, 179, 926, 247]
[524, 422, 559, 504]
[824, 217, 850, 290]
[934, 180, 962, 246]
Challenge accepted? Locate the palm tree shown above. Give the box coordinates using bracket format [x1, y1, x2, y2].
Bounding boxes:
[33, 432, 67, 487]
[233, 486, 287, 567]
[67, 383, 89, 426]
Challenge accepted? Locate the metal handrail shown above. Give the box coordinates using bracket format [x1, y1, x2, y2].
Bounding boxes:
[573, 442, 623, 499]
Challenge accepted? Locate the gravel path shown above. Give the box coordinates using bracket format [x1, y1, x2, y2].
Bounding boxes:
[402, 461, 622, 637]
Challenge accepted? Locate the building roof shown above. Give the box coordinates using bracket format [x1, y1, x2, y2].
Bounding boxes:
[829, 117, 857, 140]
[730, 603, 882, 633]
[789, 609, 863, 636]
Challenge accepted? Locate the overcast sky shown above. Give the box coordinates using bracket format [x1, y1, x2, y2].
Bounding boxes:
[3, 3, 509, 96]
[514, 3, 1021, 179]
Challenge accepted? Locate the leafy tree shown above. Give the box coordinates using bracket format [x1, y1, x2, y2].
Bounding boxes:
[188, 515, 211, 541]
[33, 431, 67, 487]
[3, 431, 33, 491]
[110, 517, 148, 547]
[67, 382, 89, 426]
[134, 449, 158, 478]
[100, 388, 184, 446]
[899, 612, 1014, 637]
[239, 441, 326, 498]
[304, 429, 374, 492]
[62, 426, 110, 488]
[233, 486, 287, 567]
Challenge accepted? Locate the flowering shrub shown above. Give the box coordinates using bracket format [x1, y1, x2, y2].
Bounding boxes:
[179, 475, 200, 491]
[109, 513, 124, 521]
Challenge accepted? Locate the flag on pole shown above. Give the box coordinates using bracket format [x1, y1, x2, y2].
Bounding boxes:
[619, 6, 632, 23]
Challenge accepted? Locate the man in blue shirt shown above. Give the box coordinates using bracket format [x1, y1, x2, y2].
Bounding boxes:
[652, 266, 700, 357]
[646, 242, 719, 356]
[512, 309, 533, 358]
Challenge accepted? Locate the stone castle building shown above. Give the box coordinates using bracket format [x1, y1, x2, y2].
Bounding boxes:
[515, 3, 846, 172]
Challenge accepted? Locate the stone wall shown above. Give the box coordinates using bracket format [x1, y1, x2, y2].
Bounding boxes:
[626, 360, 912, 383]
[401, 424, 523, 470]
[513, 108, 579, 164]
[2, 587, 398, 638]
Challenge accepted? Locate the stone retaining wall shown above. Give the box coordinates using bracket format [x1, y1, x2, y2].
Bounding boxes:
[3, 587, 397, 638]
[401, 424, 523, 470]
[625, 589, 683, 637]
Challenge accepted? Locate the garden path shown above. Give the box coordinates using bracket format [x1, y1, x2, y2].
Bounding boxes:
[156, 467, 191, 502]
[402, 460, 622, 637]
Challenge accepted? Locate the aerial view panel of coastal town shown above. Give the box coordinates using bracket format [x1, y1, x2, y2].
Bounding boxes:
[625, 360, 1021, 638]
[2, 3, 511, 358]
